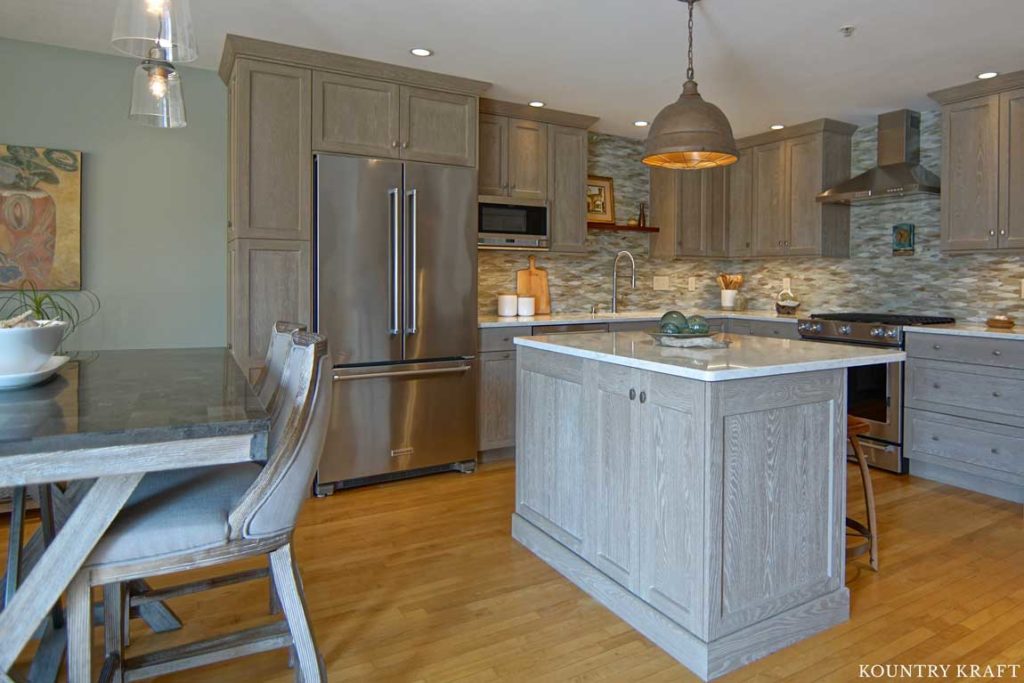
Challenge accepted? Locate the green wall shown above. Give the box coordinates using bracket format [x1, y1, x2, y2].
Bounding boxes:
[0, 38, 227, 350]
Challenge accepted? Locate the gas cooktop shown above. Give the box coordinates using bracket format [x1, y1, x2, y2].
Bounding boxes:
[809, 313, 955, 326]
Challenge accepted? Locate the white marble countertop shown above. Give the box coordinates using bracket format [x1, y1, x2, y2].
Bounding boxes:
[479, 309, 800, 329]
[904, 322, 1024, 342]
[515, 331, 905, 382]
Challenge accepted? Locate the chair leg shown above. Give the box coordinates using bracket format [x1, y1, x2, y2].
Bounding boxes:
[269, 566, 283, 615]
[849, 435, 879, 571]
[268, 544, 324, 683]
[67, 571, 93, 683]
[103, 583, 126, 683]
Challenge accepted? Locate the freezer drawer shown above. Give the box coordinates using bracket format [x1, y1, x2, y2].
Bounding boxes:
[317, 360, 476, 486]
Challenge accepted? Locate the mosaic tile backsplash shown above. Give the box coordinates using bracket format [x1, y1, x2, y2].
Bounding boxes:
[479, 115, 1023, 323]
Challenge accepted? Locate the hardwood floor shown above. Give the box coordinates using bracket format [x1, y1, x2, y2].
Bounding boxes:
[6, 461, 1023, 682]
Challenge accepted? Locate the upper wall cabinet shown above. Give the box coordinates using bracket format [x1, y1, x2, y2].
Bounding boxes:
[478, 99, 598, 252]
[312, 75, 476, 167]
[931, 73, 1024, 252]
[651, 119, 854, 259]
[229, 59, 312, 241]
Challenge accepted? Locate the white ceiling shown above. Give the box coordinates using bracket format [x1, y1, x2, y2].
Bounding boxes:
[3, 0, 1023, 138]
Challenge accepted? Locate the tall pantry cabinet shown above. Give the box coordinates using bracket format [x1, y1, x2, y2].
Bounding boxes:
[221, 35, 490, 379]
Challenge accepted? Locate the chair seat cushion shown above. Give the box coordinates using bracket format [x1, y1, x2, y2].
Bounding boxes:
[86, 463, 262, 568]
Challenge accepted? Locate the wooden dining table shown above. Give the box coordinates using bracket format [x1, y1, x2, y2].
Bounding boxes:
[0, 348, 270, 682]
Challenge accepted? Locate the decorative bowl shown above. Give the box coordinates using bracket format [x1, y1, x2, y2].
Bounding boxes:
[0, 320, 67, 375]
[648, 331, 729, 349]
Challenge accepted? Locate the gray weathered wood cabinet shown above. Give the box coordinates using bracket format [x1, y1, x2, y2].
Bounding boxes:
[931, 71, 1024, 252]
[221, 35, 490, 376]
[478, 99, 598, 253]
[905, 331, 1024, 503]
[650, 119, 854, 259]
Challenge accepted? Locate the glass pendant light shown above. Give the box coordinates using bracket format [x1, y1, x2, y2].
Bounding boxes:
[129, 57, 187, 128]
[643, 0, 738, 170]
[112, 0, 198, 63]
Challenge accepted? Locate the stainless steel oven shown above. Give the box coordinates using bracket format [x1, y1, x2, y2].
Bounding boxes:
[478, 201, 548, 249]
[797, 313, 955, 473]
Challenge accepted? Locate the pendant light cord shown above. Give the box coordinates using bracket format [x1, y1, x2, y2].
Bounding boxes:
[686, 0, 695, 81]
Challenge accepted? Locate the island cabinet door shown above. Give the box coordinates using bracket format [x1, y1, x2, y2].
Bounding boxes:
[636, 372, 708, 638]
[516, 349, 588, 554]
[584, 362, 643, 592]
[706, 370, 846, 639]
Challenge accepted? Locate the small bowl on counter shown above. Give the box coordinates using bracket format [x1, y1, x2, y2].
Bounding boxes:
[0, 319, 68, 375]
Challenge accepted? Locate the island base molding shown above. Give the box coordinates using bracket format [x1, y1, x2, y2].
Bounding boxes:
[512, 514, 850, 681]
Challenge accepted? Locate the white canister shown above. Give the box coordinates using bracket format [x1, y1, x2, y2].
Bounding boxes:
[720, 289, 738, 310]
[497, 294, 518, 317]
[517, 296, 536, 317]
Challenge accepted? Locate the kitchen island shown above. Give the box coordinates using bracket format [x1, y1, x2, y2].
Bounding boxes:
[511, 331, 904, 680]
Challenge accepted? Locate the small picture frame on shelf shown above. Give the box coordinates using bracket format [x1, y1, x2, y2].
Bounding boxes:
[586, 175, 615, 224]
[892, 223, 915, 255]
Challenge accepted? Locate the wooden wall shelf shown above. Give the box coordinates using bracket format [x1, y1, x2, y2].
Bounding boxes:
[587, 222, 660, 233]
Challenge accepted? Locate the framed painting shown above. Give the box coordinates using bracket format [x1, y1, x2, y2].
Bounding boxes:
[0, 144, 82, 290]
[586, 175, 616, 224]
[892, 223, 915, 256]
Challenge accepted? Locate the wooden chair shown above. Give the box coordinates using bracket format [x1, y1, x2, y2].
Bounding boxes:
[846, 416, 879, 571]
[116, 320, 308, 648]
[66, 331, 332, 682]
[253, 321, 307, 410]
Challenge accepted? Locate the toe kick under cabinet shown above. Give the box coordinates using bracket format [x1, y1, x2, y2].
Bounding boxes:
[905, 332, 1024, 503]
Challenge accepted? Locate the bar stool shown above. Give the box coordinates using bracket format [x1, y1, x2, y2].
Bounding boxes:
[846, 416, 878, 571]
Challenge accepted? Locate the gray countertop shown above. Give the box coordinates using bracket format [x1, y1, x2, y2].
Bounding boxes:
[0, 348, 269, 458]
[904, 322, 1024, 342]
[515, 331, 905, 382]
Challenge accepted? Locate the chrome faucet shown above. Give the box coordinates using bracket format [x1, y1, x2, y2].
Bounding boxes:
[611, 250, 636, 313]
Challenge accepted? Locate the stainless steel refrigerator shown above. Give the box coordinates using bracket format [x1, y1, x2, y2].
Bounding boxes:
[313, 153, 478, 492]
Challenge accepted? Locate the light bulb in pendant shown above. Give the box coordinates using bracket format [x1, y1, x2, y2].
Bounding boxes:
[146, 0, 166, 15]
[148, 67, 168, 98]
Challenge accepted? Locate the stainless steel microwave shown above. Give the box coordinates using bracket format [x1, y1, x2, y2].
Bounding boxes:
[478, 202, 548, 249]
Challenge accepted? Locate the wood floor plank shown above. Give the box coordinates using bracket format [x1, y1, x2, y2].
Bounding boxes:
[3, 460, 1022, 682]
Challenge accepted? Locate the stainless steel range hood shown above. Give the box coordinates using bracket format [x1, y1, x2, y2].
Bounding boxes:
[817, 109, 940, 204]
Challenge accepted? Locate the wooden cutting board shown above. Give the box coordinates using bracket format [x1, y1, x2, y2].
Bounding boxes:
[515, 255, 551, 315]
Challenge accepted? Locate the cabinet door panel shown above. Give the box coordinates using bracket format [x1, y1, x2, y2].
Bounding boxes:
[751, 142, 787, 256]
[649, 168, 680, 257]
[587, 363, 641, 590]
[1000, 88, 1024, 249]
[942, 96, 999, 251]
[639, 373, 706, 636]
[312, 72, 399, 157]
[516, 351, 587, 553]
[232, 60, 311, 240]
[786, 135, 823, 255]
[400, 87, 476, 167]
[676, 171, 706, 256]
[478, 350, 516, 451]
[548, 125, 588, 252]
[230, 239, 311, 374]
[727, 152, 753, 257]
[509, 120, 548, 200]
[705, 167, 729, 257]
[478, 114, 509, 196]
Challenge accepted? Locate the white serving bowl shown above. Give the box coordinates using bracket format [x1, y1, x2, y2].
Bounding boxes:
[0, 320, 68, 375]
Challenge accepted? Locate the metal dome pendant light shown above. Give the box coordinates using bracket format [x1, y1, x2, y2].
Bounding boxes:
[643, 0, 738, 170]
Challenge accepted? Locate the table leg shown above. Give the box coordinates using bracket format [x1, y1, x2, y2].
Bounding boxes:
[0, 474, 143, 675]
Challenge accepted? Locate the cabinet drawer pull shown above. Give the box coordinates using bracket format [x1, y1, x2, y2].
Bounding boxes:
[629, 388, 636, 401]
[931, 435, 939, 441]
[502, 337, 510, 343]
[992, 391, 1001, 398]
[392, 140, 399, 148]
[932, 383, 941, 389]
[639, 391, 647, 404]
[993, 350, 1002, 356]
[501, 353, 511, 360]
[991, 448, 1000, 455]
[932, 344, 942, 350]
[402, 142, 409, 149]
[989, 229, 996, 236]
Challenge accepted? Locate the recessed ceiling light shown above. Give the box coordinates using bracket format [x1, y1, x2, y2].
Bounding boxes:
[410, 48, 433, 57]
[634, 120, 649, 127]
[770, 124, 785, 130]
[529, 101, 545, 108]
[977, 71, 999, 80]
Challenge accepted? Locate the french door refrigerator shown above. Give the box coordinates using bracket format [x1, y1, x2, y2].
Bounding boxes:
[313, 153, 477, 492]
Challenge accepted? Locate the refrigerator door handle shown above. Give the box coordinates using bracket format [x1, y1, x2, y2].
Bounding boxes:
[406, 188, 418, 335]
[333, 363, 470, 382]
[388, 187, 400, 336]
